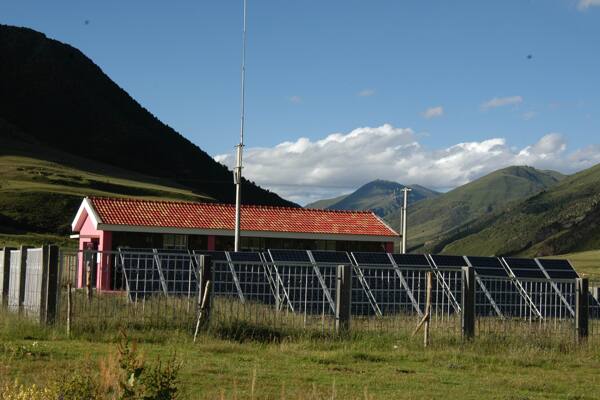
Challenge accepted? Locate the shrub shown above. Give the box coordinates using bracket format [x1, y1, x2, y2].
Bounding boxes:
[116, 331, 182, 400]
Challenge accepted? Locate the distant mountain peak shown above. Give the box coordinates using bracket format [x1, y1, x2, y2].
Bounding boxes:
[305, 179, 439, 217]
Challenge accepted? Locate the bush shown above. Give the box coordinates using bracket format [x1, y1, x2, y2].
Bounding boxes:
[116, 331, 182, 400]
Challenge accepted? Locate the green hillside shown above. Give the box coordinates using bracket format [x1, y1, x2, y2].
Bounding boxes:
[306, 180, 439, 217]
[392, 166, 565, 251]
[0, 24, 294, 208]
[441, 163, 600, 256]
[0, 153, 214, 247]
[305, 194, 349, 209]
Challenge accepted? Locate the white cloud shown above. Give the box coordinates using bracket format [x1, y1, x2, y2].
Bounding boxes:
[358, 89, 376, 97]
[289, 95, 302, 104]
[421, 106, 444, 119]
[215, 124, 600, 204]
[522, 111, 537, 121]
[481, 96, 523, 110]
[578, 0, 600, 10]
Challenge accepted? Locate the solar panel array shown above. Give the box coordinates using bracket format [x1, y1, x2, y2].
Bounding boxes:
[115, 248, 589, 321]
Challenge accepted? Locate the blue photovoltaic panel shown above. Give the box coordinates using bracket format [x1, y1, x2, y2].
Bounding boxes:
[537, 259, 572, 270]
[503, 258, 546, 279]
[228, 251, 262, 262]
[537, 259, 579, 279]
[351, 252, 392, 265]
[268, 249, 311, 263]
[429, 255, 467, 268]
[310, 250, 351, 264]
[195, 251, 227, 261]
[505, 258, 538, 269]
[467, 256, 503, 268]
[465, 256, 510, 277]
[391, 254, 431, 268]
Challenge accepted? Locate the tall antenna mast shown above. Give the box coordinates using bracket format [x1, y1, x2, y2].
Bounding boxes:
[234, 0, 247, 252]
[401, 187, 412, 253]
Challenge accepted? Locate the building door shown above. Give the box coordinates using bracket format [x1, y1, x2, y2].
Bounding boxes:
[83, 240, 98, 289]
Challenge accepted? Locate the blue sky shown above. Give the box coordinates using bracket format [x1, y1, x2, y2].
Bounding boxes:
[2, 1, 599, 203]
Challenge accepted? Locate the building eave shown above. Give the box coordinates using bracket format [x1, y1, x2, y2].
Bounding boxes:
[97, 223, 397, 242]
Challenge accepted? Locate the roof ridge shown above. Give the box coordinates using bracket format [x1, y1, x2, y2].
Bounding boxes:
[88, 196, 374, 214]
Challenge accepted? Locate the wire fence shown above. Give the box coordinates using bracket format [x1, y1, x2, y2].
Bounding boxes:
[1, 246, 598, 343]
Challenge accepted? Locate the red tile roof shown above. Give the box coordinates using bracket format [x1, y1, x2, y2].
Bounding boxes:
[87, 197, 398, 237]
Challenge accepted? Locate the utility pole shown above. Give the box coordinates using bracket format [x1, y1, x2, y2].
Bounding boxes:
[234, 0, 248, 252]
[401, 187, 411, 253]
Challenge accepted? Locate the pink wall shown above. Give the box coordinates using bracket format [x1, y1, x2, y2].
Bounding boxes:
[77, 211, 113, 291]
[385, 242, 394, 253]
[207, 235, 216, 251]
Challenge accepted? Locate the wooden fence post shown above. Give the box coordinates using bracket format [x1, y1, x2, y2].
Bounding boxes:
[335, 264, 352, 334]
[44, 245, 60, 324]
[199, 255, 213, 321]
[576, 277, 589, 342]
[461, 266, 475, 340]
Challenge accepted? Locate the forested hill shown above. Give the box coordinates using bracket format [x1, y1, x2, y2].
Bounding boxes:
[0, 24, 294, 207]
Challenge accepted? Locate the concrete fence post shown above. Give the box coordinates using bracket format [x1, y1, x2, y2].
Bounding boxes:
[17, 245, 30, 314]
[198, 255, 213, 322]
[335, 264, 352, 334]
[461, 266, 475, 340]
[1, 247, 14, 308]
[44, 245, 60, 324]
[576, 277, 589, 342]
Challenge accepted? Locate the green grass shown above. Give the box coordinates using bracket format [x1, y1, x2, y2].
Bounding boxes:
[2, 301, 600, 399]
[1, 320, 600, 399]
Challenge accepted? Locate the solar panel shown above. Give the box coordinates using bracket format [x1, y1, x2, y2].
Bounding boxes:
[119, 251, 162, 300]
[194, 251, 227, 261]
[465, 256, 509, 277]
[391, 254, 431, 268]
[503, 258, 546, 279]
[429, 255, 467, 268]
[537, 259, 579, 279]
[351, 252, 392, 265]
[310, 250, 351, 264]
[228, 251, 262, 262]
[537, 259, 572, 270]
[268, 249, 311, 263]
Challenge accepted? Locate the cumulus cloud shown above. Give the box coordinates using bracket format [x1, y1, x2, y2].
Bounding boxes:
[481, 96, 523, 110]
[357, 89, 376, 97]
[421, 106, 444, 119]
[578, 0, 600, 10]
[214, 124, 600, 204]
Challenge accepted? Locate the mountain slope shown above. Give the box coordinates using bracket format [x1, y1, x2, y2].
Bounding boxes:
[306, 180, 439, 217]
[305, 194, 349, 210]
[440, 163, 600, 256]
[0, 24, 294, 207]
[391, 166, 565, 251]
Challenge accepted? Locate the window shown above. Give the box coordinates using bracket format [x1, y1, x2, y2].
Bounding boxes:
[163, 234, 188, 249]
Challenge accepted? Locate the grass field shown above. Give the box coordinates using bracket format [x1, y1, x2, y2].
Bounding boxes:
[2, 312, 600, 399]
[551, 250, 600, 283]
